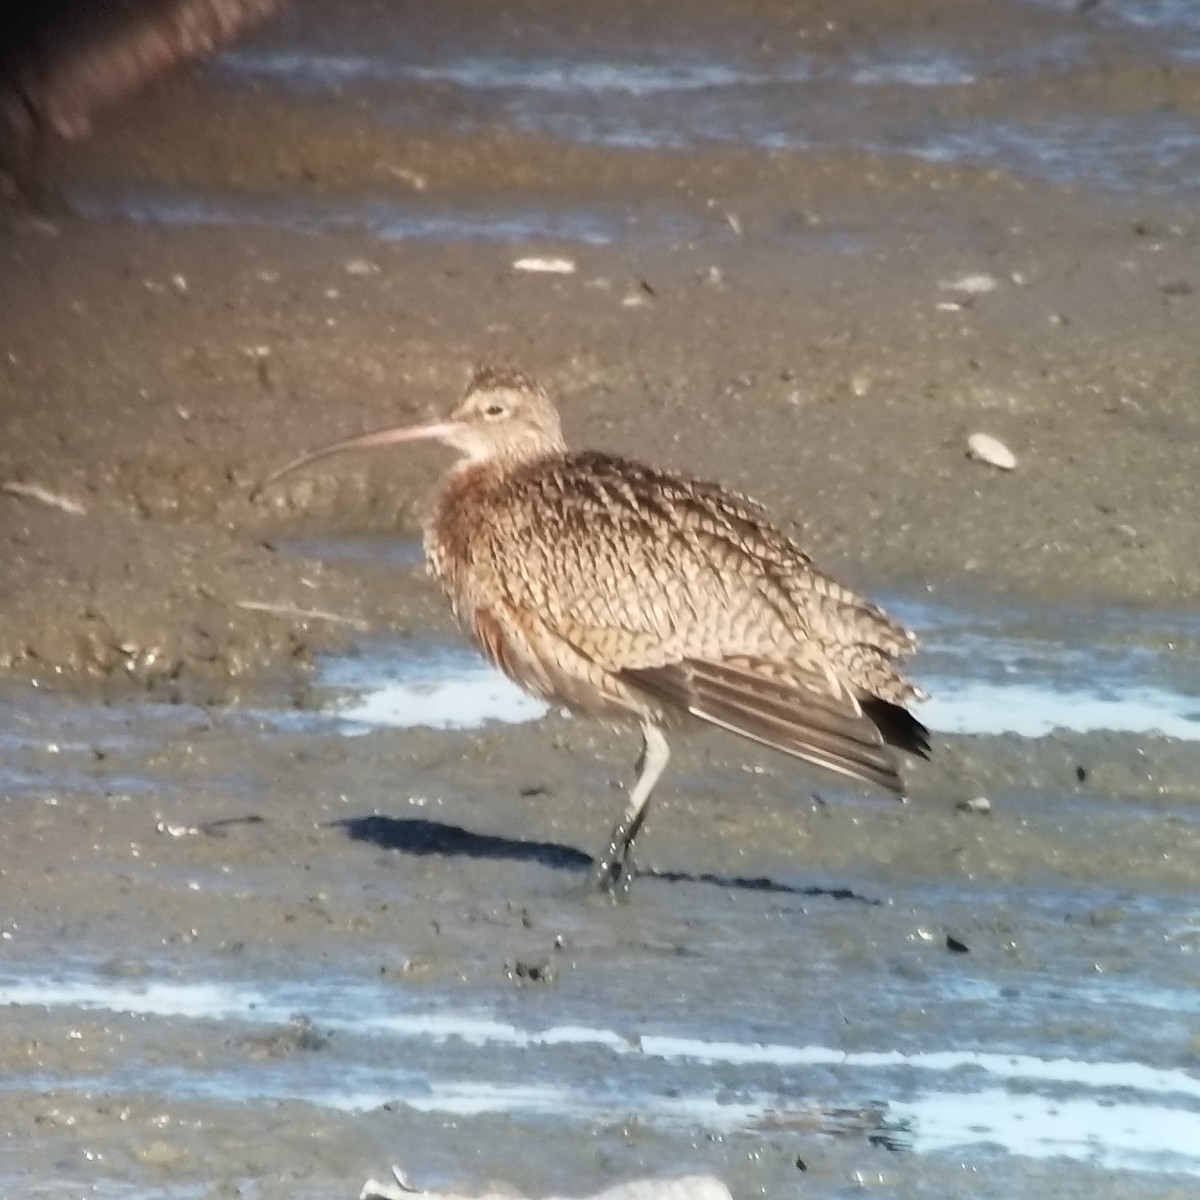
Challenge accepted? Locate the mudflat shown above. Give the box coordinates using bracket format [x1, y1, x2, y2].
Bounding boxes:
[1, 1, 1199, 1197]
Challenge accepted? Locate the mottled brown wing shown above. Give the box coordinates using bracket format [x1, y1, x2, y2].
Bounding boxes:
[472, 451, 928, 786]
[622, 656, 926, 795]
[489, 452, 922, 693]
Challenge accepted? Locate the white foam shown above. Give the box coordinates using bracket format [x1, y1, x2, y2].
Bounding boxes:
[897, 1088, 1200, 1176]
[217, 50, 811, 96]
[642, 1038, 1200, 1101]
[849, 57, 976, 87]
[0, 977, 287, 1023]
[315, 627, 1200, 738]
[72, 192, 631, 246]
[331, 673, 546, 733]
[355, 1011, 632, 1053]
[7, 972, 1200, 1173]
[920, 679, 1200, 740]
[6, 975, 1198, 1104]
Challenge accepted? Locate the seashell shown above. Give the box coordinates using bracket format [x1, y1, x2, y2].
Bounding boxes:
[957, 795, 992, 814]
[941, 272, 998, 294]
[512, 257, 576, 274]
[967, 432, 1017, 470]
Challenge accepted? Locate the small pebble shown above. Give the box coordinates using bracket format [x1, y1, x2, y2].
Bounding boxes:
[383, 165, 428, 190]
[512, 256, 576, 274]
[966, 432, 1017, 471]
[940, 272, 998, 294]
[957, 795, 992, 815]
[134, 1140, 186, 1169]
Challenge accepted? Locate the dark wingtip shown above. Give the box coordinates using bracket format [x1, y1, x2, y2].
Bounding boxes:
[862, 698, 932, 760]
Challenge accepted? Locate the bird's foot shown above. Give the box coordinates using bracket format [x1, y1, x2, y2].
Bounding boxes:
[587, 846, 637, 900]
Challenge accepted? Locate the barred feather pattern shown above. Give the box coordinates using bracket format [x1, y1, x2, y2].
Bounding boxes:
[427, 440, 928, 794]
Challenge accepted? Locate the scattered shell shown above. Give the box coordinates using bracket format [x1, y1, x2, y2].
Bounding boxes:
[1, 481, 87, 515]
[966, 433, 1017, 471]
[345, 258, 379, 277]
[16, 216, 60, 238]
[941, 272, 998, 294]
[381, 165, 428, 190]
[849, 372, 872, 398]
[156, 821, 200, 838]
[512, 256, 576, 274]
[957, 795, 992, 815]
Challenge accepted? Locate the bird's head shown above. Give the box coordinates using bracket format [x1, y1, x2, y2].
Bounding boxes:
[444, 366, 565, 463]
[255, 365, 565, 495]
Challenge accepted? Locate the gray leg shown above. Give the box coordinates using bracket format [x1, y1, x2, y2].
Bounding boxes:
[589, 721, 670, 897]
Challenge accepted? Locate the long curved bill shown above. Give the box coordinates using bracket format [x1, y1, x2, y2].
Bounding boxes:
[254, 418, 460, 497]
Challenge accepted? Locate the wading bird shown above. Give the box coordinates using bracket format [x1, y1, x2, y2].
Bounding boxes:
[261, 367, 930, 895]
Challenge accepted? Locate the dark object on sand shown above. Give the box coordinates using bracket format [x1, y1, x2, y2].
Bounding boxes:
[0, 0, 287, 177]
[261, 367, 930, 895]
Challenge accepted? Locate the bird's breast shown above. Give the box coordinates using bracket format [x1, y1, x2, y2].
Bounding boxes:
[423, 460, 509, 619]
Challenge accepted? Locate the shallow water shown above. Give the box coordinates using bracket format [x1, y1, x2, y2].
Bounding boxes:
[8, 1, 1200, 1196]
[71, 188, 696, 246]
[2, 866, 1199, 1188]
[72, 0, 1200, 248]
[208, 3, 1200, 193]
[310, 586, 1200, 745]
[2, 542, 1199, 1195]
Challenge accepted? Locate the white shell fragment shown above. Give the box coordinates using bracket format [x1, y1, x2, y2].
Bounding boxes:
[513, 256, 577, 274]
[360, 1170, 732, 1200]
[0, 480, 87, 515]
[957, 795, 993, 815]
[966, 432, 1017, 471]
[941, 272, 998, 294]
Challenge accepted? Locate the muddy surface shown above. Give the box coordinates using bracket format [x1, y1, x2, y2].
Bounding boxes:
[2, 0, 1200, 1197]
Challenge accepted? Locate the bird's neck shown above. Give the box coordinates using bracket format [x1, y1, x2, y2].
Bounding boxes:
[423, 458, 530, 596]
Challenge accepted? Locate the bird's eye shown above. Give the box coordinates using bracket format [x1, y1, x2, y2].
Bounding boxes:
[484, 403, 505, 417]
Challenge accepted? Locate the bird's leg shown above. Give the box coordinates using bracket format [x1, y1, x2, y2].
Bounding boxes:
[589, 722, 670, 897]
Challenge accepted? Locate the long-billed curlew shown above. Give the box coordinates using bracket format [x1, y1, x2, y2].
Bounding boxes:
[262, 367, 930, 895]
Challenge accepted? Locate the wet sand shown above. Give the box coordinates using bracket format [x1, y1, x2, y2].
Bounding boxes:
[2, 0, 1200, 1196]
[2, 1, 1199, 682]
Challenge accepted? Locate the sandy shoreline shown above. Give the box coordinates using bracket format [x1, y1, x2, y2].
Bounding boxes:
[1, 0, 1198, 682]
[2, 3, 1200, 1196]
[2, 171, 1198, 683]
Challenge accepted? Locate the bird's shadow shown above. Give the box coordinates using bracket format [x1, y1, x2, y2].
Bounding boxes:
[334, 814, 591, 871]
[333, 815, 879, 905]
